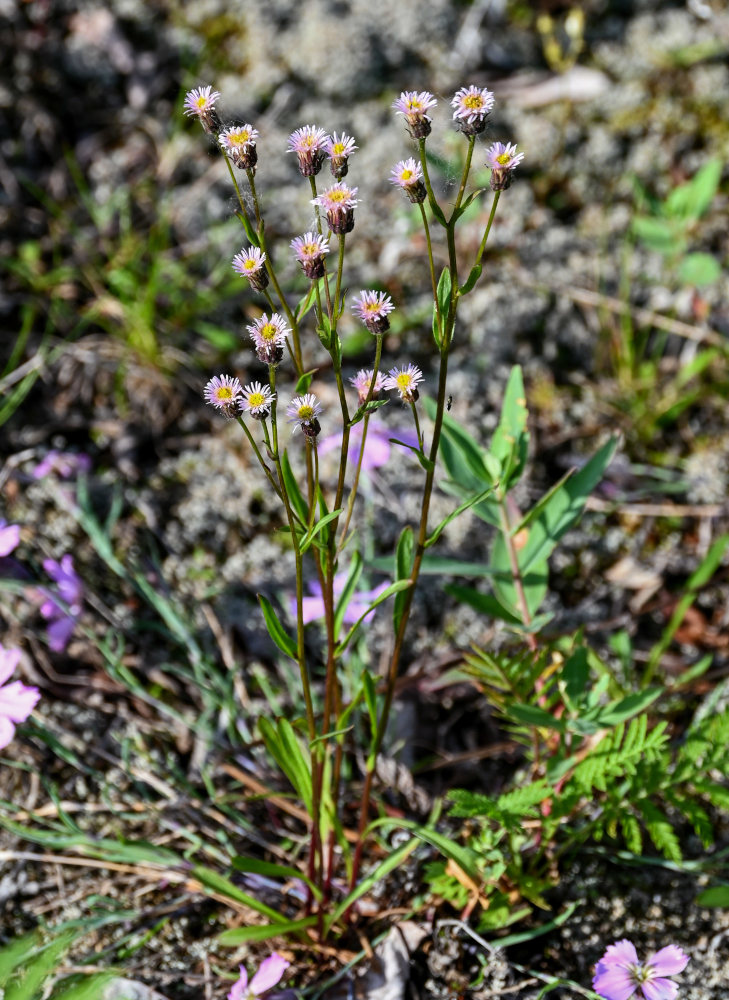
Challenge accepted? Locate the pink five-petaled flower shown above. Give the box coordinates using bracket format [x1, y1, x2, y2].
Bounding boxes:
[287, 393, 323, 439]
[0, 520, 20, 557]
[0, 645, 40, 749]
[451, 84, 495, 135]
[312, 182, 358, 235]
[390, 157, 426, 204]
[593, 940, 690, 1000]
[352, 290, 395, 335]
[287, 125, 329, 177]
[40, 555, 83, 653]
[32, 451, 91, 481]
[204, 374, 243, 416]
[485, 141, 525, 192]
[326, 132, 357, 179]
[247, 313, 290, 366]
[291, 232, 330, 280]
[228, 953, 290, 1000]
[240, 381, 275, 419]
[293, 572, 390, 626]
[392, 90, 437, 138]
[232, 247, 269, 291]
[182, 85, 222, 134]
[318, 417, 419, 483]
[384, 363, 423, 403]
[219, 124, 259, 171]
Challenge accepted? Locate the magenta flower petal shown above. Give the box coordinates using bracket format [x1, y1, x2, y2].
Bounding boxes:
[47, 615, 76, 653]
[642, 981, 679, 1000]
[0, 647, 22, 686]
[601, 941, 640, 966]
[648, 946, 690, 977]
[0, 681, 41, 723]
[228, 966, 249, 1000]
[592, 965, 637, 1000]
[0, 521, 20, 557]
[0, 716, 15, 750]
[248, 953, 290, 995]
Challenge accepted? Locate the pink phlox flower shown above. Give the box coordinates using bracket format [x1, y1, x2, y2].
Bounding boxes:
[32, 451, 92, 481]
[593, 939, 690, 1000]
[228, 953, 290, 1000]
[39, 555, 84, 653]
[294, 573, 389, 626]
[0, 520, 20, 557]
[317, 417, 418, 477]
[0, 645, 40, 749]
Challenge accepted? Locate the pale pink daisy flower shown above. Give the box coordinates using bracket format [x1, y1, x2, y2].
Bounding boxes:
[390, 157, 426, 204]
[204, 374, 243, 417]
[451, 85, 495, 135]
[219, 124, 259, 171]
[232, 247, 268, 291]
[40, 555, 83, 653]
[392, 90, 437, 138]
[291, 232, 330, 280]
[287, 393, 323, 438]
[384, 363, 423, 402]
[287, 125, 329, 176]
[485, 141, 524, 191]
[349, 368, 386, 405]
[0, 645, 40, 749]
[183, 85, 222, 133]
[247, 313, 290, 365]
[240, 381, 275, 419]
[593, 940, 689, 1000]
[326, 132, 357, 179]
[228, 953, 290, 1000]
[312, 182, 358, 235]
[351, 290, 395, 335]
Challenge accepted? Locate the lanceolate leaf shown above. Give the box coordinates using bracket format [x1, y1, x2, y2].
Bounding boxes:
[258, 717, 313, 814]
[393, 525, 414, 634]
[258, 594, 298, 660]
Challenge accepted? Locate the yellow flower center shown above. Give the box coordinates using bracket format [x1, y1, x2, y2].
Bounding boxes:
[217, 386, 233, 400]
[298, 405, 314, 420]
[333, 143, 345, 155]
[260, 323, 277, 341]
[396, 374, 412, 390]
[328, 191, 347, 204]
[244, 259, 257, 271]
[496, 153, 511, 165]
[196, 95, 208, 109]
[401, 169, 414, 181]
[464, 94, 483, 110]
[232, 131, 250, 146]
[249, 392, 265, 407]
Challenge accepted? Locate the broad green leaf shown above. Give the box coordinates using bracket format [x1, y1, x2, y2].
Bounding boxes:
[631, 216, 680, 252]
[334, 551, 364, 639]
[678, 252, 721, 287]
[280, 452, 309, 526]
[258, 718, 313, 814]
[445, 584, 522, 626]
[696, 885, 729, 908]
[459, 262, 482, 295]
[219, 916, 316, 945]
[665, 158, 721, 221]
[509, 703, 567, 733]
[295, 368, 318, 395]
[192, 865, 284, 920]
[489, 366, 529, 490]
[393, 526, 414, 634]
[436, 266, 452, 319]
[513, 436, 618, 576]
[300, 508, 343, 554]
[490, 531, 548, 621]
[595, 688, 661, 726]
[258, 594, 298, 659]
[294, 281, 318, 322]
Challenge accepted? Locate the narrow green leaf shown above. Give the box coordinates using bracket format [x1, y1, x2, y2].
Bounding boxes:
[362, 669, 378, 731]
[490, 531, 548, 621]
[4, 930, 75, 1000]
[192, 865, 284, 921]
[236, 211, 259, 246]
[262, 718, 313, 814]
[219, 916, 316, 944]
[295, 368, 319, 395]
[334, 580, 411, 656]
[231, 856, 319, 897]
[280, 452, 309, 525]
[300, 508, 343, 554]
[489, 365, 529, 489]
[425, 485, 494, 548]
[509, 703, 567, 733]
[445, 583, 523, 625]
[393, 525, 414, 634]
[326, 838, 418, 929]
[631, 216, 679, 252]
[258, 594, 298, 659]
[596, 688, 661, 726]
[334, 552, 364, 639]
[459, 262, 482, 295]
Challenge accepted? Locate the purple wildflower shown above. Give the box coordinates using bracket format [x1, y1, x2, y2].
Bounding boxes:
[40, 555, 83, 653]
[228, 953, 290, 1000]
[0, 645, 40, 749]
[451, 85, 495, 135]
[232, 247, 269, 291]
[219, 124, 259, 171]
[390, 158, 426, 204]
[318, 417, 418, 480]
[247, 313, 290, 366]
[183, 85, 222, 134]
[291, 232, 330, 280]
[240, 381, 275, 419]
[0, 520, 20, 558]
[384, 363, 423, 403]
[204, 374, 243, 417]
[294, 572, 389, 626]
[593, 940, 690, 1000]
[349, 368, 386, 406]
[351, 290, 395, 335]
[393, 90, 437, 138]
[485, 141, 524, 191]
[312, 182, 358, 235]
[287, 125, 329, 177]
[326, 132, 357, 179]
[32, 451, 92, 481]
[287, 394, 323, 439]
